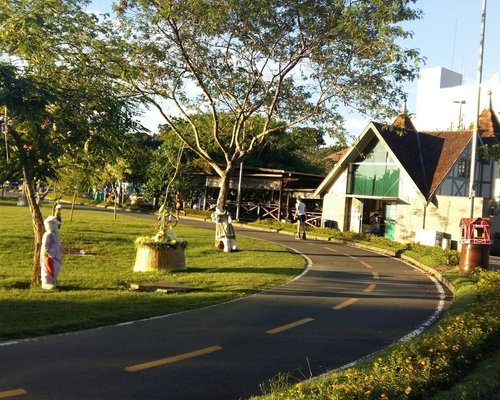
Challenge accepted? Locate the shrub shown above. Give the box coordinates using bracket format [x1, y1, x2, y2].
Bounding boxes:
[404, 242, 460, 267]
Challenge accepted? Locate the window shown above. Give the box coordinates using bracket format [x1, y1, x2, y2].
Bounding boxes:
[348, 139, 400, 197]
[458, 159, 469, 178]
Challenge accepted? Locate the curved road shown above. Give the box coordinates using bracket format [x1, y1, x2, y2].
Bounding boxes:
[0, 218, 452, 400]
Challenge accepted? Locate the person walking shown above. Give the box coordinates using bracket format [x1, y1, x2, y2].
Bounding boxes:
[175, 190, 184, 218]
[295, 196, 307, 239]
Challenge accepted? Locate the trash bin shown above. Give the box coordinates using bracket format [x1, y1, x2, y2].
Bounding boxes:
[458, 218, 491, 276]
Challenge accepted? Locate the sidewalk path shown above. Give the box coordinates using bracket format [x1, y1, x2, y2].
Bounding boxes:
[0, 216, 452, 400]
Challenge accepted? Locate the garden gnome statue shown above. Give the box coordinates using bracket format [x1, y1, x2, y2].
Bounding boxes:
[40, 216, 63, 290]
[211, 205, 237, 252]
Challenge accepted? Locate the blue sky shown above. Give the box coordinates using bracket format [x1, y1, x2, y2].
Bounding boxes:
[90, 1, 500, 135]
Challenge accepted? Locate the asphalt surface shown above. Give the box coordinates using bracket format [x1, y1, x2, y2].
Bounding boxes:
[0, 215, 452, 400]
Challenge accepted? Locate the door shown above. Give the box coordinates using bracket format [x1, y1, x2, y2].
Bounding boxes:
[349, 198, 363, 232]
[385, 204, 397, 240]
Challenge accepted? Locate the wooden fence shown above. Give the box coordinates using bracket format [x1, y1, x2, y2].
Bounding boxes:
[204, 199, 322, 227]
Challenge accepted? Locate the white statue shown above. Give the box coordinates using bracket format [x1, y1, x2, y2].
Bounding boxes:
[40, 216, 63, 290]
[211, 205, 237, 252]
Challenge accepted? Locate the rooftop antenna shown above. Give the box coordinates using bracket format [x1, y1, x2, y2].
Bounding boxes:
[469, 0, 487, 217]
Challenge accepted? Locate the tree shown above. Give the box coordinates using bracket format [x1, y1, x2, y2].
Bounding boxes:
[0, 0, 139, 285]
[143, 127, 206, 207]
[111, 0, 422, 207]
[121, 131, 161, 195]
[244, 126, 327, 174]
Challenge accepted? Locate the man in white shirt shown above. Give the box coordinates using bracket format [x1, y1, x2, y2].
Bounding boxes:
[295, 196, 307, 239]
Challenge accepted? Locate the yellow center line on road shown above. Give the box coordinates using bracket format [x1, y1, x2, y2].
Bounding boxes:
[266, 318, 314, 335]
[323, 246, 337, 252]
[0, 389, 27, 399]
[363, 283, 377, 293]
[333, 298, 359, 310]
[347, 255, 375, 270]
[125, 345, 223, 372]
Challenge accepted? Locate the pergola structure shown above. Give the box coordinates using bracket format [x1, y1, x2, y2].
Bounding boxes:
[202, 165, 325, 224]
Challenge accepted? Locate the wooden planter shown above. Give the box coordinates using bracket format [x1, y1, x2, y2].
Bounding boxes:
[133, 245, 186, 272]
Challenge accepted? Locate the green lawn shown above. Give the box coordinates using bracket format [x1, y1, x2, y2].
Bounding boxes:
[0, 201, 305, 340]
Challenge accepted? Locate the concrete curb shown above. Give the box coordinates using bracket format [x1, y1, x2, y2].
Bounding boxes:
[400, 254, 456, 296]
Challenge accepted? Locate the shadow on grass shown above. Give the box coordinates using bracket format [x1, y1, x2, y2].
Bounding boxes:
[237, 249, 295, 254]
[186, 266, 303, 275]
[0, 294, 234, 340]
[3, 281, 31, 290]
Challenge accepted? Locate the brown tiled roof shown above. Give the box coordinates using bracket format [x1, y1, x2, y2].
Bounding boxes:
[478, 108, 500, 145]
[419, 130, 471, 196]
[391, 114, 417, 131]
[374, 122, 471, 199]
[325, 148, 349, 163]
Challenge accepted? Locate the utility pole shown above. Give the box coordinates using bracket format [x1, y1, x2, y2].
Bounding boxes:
[236, 162, 243, 221]
[468, 0, 487, 217]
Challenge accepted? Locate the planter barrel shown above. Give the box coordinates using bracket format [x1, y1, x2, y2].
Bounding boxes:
[133, 245, 186, 272]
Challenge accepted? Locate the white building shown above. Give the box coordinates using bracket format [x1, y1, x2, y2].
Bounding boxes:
[415, 67, 500, 131]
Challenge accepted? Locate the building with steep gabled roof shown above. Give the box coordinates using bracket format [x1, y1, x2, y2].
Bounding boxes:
[478, 105, 500, 145]
[316, 109, 500, 249]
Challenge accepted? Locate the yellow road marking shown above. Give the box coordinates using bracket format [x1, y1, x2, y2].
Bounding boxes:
[348, 255, 373, 269]
[333, 298, 359, 310]
[363, 283, 377, 293]
[0, 389, 27, 399]
[372, 271, 380, 279]
[266, 318, 314, 335]
[125, 345, 223, 372]
[356, 259, 373, 269]
[324, 247, 337, 252]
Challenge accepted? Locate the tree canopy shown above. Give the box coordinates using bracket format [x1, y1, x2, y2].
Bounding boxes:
[110, 0, 422, 205]
[0, 0, 141, 284]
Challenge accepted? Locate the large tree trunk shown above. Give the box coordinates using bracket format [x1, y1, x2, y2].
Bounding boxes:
[217, 171, 231, 209]
[12, 130, 45, 286]
[24, 178, 44, 287]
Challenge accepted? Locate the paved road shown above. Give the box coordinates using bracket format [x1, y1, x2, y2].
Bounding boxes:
[0, 217, 452, 400]
[489, 255, 500, 271]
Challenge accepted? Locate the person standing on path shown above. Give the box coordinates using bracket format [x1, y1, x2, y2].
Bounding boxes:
[295, 196, 307, 239]
[175, 190, 184, 219]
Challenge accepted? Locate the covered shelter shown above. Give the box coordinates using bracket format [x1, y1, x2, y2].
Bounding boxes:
[202, 165, 325, 224]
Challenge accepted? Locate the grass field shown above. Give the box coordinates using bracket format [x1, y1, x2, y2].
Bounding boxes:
[0, 200, 305, 340]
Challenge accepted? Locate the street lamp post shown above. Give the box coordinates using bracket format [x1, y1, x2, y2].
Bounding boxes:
[453, 100, 466, 129]
[236, 162, 243, 221]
